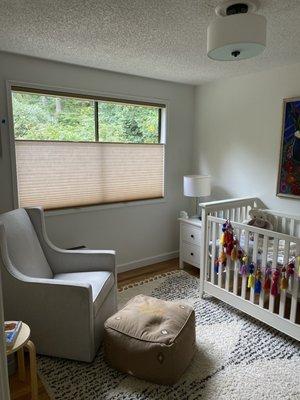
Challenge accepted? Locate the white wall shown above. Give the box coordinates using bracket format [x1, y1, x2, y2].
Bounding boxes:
[194, 62, 300, 215]
[0, 52, 194, 269]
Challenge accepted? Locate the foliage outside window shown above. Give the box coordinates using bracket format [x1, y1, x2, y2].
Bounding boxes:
[12, 91, 161, 143]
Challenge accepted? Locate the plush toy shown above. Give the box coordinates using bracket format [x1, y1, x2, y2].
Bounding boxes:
[244, 208, 275, 231]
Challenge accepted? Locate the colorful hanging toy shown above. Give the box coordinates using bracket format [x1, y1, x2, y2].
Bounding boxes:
[280, 266, 288, 290]
[247, 263, 255, 288]
[214, 258, 219, 273]
[218, 220, 234, 268]
[219, 220, 250, 273]
[263, 266, 272, 293]
[254, 266, 262, 294]
[239, 255, 248, 275]
[216, 219, 299, 298]
[271, 268, 280, 297]
[286, 260, 295, 290]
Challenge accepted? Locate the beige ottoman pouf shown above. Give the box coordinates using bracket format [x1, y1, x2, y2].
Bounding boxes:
[104, 294, 196, 385]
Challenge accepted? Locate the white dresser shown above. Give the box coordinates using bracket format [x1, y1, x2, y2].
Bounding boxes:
[179, 218, 202, 269]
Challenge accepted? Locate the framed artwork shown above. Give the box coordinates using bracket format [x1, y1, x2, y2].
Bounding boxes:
[277, 97, 300, 199]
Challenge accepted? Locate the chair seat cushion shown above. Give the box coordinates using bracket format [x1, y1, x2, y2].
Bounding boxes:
[104, 294, 196, 385]
[54, 271, 114, 315]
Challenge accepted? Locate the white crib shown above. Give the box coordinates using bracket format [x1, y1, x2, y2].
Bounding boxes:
[199, 197, 300, 341]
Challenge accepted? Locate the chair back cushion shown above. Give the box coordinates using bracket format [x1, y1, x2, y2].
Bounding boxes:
[0, 208, 53, 278]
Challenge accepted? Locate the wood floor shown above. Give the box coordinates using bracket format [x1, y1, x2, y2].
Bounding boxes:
[9, 258, 196, 400]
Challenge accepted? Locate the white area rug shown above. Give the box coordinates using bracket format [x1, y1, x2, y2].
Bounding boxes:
[38, 270, 300, 399]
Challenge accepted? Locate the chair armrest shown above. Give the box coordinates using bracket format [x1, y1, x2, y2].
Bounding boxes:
[0, 241, 93, 319]
[25, 207, 116, 275]
[0, 244, 93, 298]
[3, 272, 95, 361]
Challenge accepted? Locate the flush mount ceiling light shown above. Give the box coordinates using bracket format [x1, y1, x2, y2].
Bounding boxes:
[207, 0, 266, 61]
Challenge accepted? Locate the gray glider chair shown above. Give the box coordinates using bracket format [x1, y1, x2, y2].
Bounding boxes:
[0, 207, 117, 362]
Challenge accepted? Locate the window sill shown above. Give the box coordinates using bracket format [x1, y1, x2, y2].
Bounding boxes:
[45, 197, 167, 217]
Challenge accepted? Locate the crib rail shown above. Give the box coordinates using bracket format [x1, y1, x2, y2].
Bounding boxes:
[199, 197, 262, 223]
[262, 209, 300, 237]
[204, 215, 300, 341]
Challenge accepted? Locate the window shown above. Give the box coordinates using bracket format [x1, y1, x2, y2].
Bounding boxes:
[11, 87, 165, 210]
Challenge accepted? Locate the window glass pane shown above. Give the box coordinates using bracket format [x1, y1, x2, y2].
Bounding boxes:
[12, 92, 95, 141]
[98, 102, 160, 143]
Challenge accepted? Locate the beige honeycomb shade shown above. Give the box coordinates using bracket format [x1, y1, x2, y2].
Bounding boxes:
[15, 141, 165, 210]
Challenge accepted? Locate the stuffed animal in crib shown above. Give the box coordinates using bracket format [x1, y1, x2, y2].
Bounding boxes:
[244, 208, 275, 231]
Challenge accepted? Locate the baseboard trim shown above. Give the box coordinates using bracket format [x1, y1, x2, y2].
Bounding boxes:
[117, 251, 179, 274]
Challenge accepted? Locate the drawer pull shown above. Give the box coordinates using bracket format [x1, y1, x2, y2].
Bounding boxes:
[190, 252, 194, 256]
[191, 234, 194, 238]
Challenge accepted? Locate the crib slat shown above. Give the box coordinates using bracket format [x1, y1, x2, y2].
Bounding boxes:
[247, 205, 251, 219]
[279, 240, 290, 318]
[273, 216, 278, 232]
[225, 255, 231, 292]
[250, 232, 259, 303]
[211, 222, 216, 285]
[241, 230, 249, 299]
[269, 238, 279, 313]
[236, 207, 241, 223]
[282, 217, 287, 234]
[259, 235, 269, 308]
[231, 208, 235, 221]
[241, 206, 246, 222]
[218, 224, 223, 287]
[290, 243, 300, 323]
[289, 219, 295, 236]
[233, 252, 239, 295]
[233, 226, 240, 295]
[205, 219, 211, 280]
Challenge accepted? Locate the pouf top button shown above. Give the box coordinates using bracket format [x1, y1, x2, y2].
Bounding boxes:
[115, 316, 121, 320]
[179, 305, 185, 309]
[161, 329, 168, 335]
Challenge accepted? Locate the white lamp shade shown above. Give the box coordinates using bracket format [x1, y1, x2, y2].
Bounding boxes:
[184, 175, 211, 197]
[207, 13, 266, 61]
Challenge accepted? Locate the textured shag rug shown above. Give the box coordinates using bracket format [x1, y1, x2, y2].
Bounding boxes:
[38, 270, 300, 400]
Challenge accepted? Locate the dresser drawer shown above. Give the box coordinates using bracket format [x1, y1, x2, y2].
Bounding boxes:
[181, 224, 201, 245]
[181, 242, 200, 267]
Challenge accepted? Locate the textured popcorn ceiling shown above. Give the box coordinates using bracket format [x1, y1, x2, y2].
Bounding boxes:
[0, 0, 299, 84]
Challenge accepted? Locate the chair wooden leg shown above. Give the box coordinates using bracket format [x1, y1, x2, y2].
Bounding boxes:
[25, 340, 38, 400]
[17, 348, 26, 382]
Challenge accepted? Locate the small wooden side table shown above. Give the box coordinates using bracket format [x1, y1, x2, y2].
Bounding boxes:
[6, 322, 38, 400]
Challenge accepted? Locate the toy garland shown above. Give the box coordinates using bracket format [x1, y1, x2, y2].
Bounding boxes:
[215, 220, 299, 296]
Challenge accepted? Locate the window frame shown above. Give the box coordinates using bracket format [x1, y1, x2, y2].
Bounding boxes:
[11, 86, 164, 145]
[6, 81, 168, 215]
